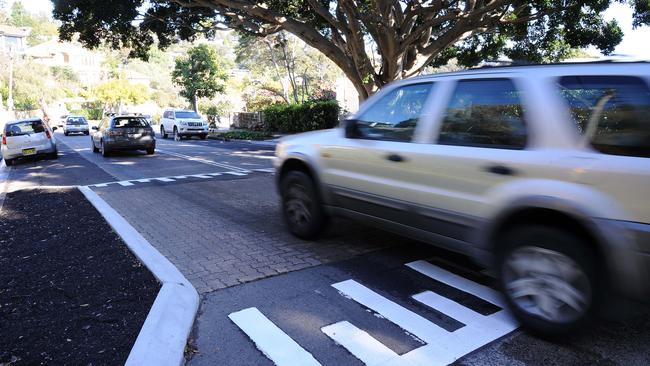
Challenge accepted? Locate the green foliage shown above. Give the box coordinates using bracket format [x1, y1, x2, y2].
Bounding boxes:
[10, 1, 59, 45]
[263, 100, 340, 133]
[93, 79, 149, 110]
[69, 108, 103, 120]
[199, 100, 232, 116]
[213, 130, 271, 141]
[171, 44, 229, 110]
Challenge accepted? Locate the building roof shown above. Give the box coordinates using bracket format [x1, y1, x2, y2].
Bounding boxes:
[0, 25, 31, 37]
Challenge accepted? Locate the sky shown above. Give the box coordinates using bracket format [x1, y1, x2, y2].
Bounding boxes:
[5, 0, 650, 59]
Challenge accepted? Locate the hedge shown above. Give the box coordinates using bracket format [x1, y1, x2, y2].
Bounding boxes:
[262, 100, 340, 133]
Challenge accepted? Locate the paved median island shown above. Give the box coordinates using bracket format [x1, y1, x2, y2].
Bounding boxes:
[0, 187, 160, 365]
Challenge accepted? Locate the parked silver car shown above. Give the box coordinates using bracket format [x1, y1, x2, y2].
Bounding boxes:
[90, 115, 156, 157]
[1, 118, 58, 166]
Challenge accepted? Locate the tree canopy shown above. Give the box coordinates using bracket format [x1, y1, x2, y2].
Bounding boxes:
[53, 0, 650, 99]
[93, 79, 149, 112]
[171, 43, 229, 111]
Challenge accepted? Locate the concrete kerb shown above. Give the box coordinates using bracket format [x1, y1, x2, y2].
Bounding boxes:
[79, 186, 199, 366]
[0, 159, 9, 213]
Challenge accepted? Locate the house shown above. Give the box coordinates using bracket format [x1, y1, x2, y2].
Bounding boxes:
[25, 39, 105, 85]
[0, 25, 31, 54]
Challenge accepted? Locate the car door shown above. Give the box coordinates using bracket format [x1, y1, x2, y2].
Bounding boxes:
[403, 78, 539, 243]
[319, 82, 435, 223]
[92, 119, 107, 146]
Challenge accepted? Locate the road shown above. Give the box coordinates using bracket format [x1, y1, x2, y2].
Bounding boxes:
[4, 130, 650, 366]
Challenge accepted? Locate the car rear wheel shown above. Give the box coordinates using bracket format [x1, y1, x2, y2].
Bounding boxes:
[280, 171, 329, 239]
[161, 126, 168, 139]
[48, 149, 58, 159]
[101, 140, 110, 157]
[497, 225, 598, 336]
[146, 147, 155, 155]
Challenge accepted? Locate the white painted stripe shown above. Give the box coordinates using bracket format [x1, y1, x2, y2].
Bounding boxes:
[321, 321, 397, 366]
[155, 177, 175, 182]
[405, 261, 506, 308]
[207, 172, 222, 176]
[94, 183, 110, 187]
[332, 280, 447, 343]
[173, 176, 188, 179]
[134, 178, 151, 183]
[158, 149, 249, 172]
[118, 181, 134, 187]
[223, 171, 248, 176]
[190, 174, 212, 179]
[253, 168, 276, 173]
[229, 307, 321, 366]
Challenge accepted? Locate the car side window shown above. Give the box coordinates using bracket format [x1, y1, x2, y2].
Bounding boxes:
[437, 79, 527, 149]
[354, 83, 433, 142]
[558, 75, 650, 158]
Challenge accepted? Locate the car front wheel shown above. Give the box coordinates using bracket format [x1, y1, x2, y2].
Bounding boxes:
[161, 126, 168, 139]
[497, 225, 598, 336]
[280, 171, 328, 239]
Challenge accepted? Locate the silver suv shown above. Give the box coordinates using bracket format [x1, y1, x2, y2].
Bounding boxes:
[274, 62, 650, 335]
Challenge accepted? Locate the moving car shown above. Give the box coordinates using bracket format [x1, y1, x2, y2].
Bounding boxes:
[160, 109, 209, 141]
[90, 115, 156, 157]
[274, 62, 650, 335]
[1, 118, 58, 166]
[63, 116, 90, 135]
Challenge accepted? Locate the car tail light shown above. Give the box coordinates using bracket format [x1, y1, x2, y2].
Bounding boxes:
[2, 135, 6, 145]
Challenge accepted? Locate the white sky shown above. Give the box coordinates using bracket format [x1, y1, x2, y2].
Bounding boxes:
[6, 0, 650, 59]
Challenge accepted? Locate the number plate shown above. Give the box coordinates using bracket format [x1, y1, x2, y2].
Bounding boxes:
[22, 148, 36, 156]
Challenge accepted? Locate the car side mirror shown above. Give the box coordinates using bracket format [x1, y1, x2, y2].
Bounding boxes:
[52, 126, 58, 131]
[91, 126, 99, 130]
[344, 119, 361, 139]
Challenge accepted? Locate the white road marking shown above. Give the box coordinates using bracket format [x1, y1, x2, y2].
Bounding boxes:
[118, 181, 135, 187]
[207, 172, 222, 176]
[173, 176, 188, 179]
[321, 321, 398, 365]
[253, 168, 276, 173]
[327, 264, 518, 366]
[229, 307, 321, 366]
[155, 177, 175, 182]
[190, 174, 212, 179]
[94, 183, 111, 187]
[158, 149, 250, 172]
[135, 178, 152, 183]
[223, 171, 248, 176]
[405, 260, 506, 307]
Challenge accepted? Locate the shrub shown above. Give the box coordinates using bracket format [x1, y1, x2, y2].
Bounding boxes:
[69, 108, 103, 121]
[262, 99, 340, 133]
[212, 130, 271, 141]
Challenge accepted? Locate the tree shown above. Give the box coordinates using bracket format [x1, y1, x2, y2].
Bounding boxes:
[9, 1, 58, 45]
[93, 79, 149, 113]
[171, 43, 228, 112]
[53, 0, 650, 100]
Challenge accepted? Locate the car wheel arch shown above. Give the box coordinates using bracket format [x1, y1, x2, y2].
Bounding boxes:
[278, 156, 330, 205]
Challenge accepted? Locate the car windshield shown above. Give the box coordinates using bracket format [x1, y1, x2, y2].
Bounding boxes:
[113, 117, 149, 128]
[4, 120, 46, 136]
[67, 117, 87, 125]
[175, 111, 200, 119]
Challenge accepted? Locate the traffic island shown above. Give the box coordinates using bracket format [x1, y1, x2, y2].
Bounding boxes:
[0, 187, 160, 365]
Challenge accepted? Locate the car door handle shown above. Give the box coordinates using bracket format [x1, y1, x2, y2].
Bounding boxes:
[386, 154, 405, 162]
[484, 165, 516, 176]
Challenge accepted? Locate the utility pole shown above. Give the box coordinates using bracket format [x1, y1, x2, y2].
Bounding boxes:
[7, 45, 15, 114]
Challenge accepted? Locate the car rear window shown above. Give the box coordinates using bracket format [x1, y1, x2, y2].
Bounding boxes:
[4, 120, 45, 136]
[112, 117, 150, 128]
[558, 75, 650, 158]
[175, 111, 200, 119]
[67, 117, 87, 125]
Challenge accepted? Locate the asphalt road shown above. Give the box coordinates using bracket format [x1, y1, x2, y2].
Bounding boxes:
[3, 130, 649, 366]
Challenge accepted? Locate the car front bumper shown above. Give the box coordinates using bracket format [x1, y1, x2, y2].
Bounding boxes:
[178, 127, 208, 135]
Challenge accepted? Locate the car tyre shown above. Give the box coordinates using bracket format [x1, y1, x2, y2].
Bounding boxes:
[146, 147, 155, 155]
[48, 149, 58, 159]
[64, 131, 69, 136]
[92, 139, 99, 153]
[4, 158, 13, 166]
[101, 140, 110, 157]
[200, 134, 207, 140]
[496, 224, 599, 337]
[173, 127, 181, 141]
[280, 171, 329, 239]
[161, 126, 168, 139]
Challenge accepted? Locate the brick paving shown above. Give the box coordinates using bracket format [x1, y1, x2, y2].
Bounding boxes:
[96, 175, 408, 294]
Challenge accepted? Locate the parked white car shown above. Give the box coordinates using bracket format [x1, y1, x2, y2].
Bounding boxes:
[274, 62, 650, 335]
[159, 109, 209, 141]
[2, 118, 58, 166]
[63, 116, 90, 135]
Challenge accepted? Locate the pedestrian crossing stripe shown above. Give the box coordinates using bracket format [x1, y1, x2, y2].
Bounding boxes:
[86, 168, 274, 188]
[229, 262, 518, 366]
